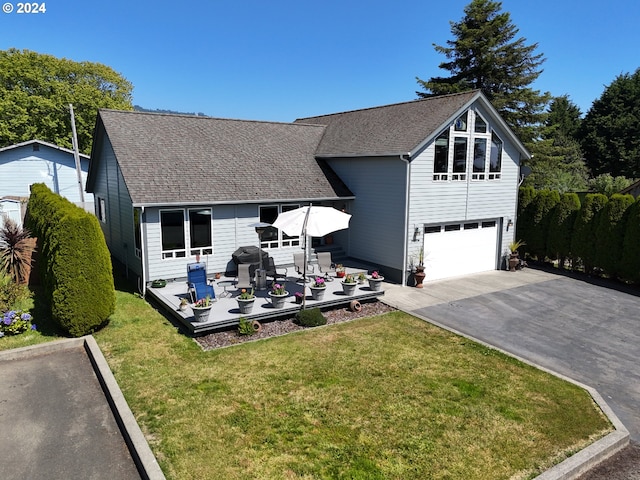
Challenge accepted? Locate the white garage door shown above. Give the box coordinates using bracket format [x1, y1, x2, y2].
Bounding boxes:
[422, 220, 498, 282]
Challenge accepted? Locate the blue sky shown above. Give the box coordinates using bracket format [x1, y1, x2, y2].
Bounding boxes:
[1, 0, 639, 122]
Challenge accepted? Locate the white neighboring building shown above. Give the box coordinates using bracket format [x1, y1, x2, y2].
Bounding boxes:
[0, 139, 93, 226]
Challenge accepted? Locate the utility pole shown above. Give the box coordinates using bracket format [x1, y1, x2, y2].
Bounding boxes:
[69, 104, 85, 207]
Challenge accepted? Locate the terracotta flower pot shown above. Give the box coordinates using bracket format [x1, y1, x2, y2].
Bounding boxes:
[414, 266, 426, 288]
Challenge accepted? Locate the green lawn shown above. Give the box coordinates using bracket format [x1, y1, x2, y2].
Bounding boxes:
[85, 289, 610, 480]
[0, 287, 611, 479]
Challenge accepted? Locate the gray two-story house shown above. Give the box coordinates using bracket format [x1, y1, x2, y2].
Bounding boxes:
[86, 90, 529, 290]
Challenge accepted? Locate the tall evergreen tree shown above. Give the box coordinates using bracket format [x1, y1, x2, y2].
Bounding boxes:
[579, 68, 640, 177]
[523, 96, 588, 192]
[546, 95, 582, 139]
[416, 0, 550, 143]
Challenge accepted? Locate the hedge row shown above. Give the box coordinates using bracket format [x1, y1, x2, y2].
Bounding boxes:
[517, 187, 640, 282]
[25, 183, 115, 337]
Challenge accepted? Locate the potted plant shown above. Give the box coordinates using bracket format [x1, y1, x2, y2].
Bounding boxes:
[179, 297, 189, 311]
[335, 264, 346, 278]
[414, 247, 426, 288]
[268, 282, 289, 309]
[191, 295, 213, 322]
[294, 291, 304, 304]
[236, 288, 255, 314]
[309, 276, 327, 301]
[508, 239, 526, 271]
[341, 273, 357, 296]
[367, 270, 384, 291]
[357, 272, 366, 284]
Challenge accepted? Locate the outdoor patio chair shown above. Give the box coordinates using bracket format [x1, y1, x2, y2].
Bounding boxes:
[235, 263, 254, 290]
[187, 262, 216, 303]
[293, 253, 314, 282]
[317, 252, 336, 276]
[265, 256, 288, 282]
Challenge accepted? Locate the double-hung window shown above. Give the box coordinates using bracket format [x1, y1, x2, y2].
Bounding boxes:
[160, 208, 213, 259]
[161, 209, 186, 259]
[189, 208, 213, 256]
[259, 204, 301, 248]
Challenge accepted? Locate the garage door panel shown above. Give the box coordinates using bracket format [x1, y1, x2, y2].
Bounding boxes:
[423, 222, 497, 282]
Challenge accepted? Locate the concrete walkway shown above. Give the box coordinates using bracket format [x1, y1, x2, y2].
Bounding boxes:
[382, 267, 638, 477]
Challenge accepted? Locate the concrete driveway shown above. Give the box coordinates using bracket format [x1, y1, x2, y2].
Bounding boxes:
[382, 267, 640, 443]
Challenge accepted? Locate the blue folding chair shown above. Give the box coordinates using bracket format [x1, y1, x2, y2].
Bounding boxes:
[187, 262, 216, 302]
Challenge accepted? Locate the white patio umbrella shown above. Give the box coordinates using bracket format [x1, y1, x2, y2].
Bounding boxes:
[271, 205, 352, 308]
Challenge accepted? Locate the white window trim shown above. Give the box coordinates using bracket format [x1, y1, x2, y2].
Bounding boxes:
[96, 197, 107, 223]
[433, 109, 502, 182]
[188, 208, 213, 258]
[160, 208, 187, 259]
[259, 204, 302, 249]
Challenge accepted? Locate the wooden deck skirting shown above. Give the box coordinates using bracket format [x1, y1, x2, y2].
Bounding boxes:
[146, 264, 385, 335]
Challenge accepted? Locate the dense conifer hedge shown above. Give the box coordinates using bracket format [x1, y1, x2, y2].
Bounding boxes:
[593, 194, 635, 278]
[547, 192, 581, 266]
[620, 198, 640, 282]
[25, 183, 115, 336]
[524, 190, 560, 258]
[571, 194, 608, 274]
[518, 188, 639, 282]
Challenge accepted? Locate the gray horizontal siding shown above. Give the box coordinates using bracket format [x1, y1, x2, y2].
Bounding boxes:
[144, 203, 310, 282]
[326, 156, 407, 273]
[94, 137, 142, 279]
[407, 108, 520, 268]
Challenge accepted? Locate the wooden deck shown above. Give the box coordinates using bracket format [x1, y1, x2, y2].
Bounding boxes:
[146, 262, 385, 335]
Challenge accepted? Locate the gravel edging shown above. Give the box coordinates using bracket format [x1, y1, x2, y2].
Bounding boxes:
[194, 300, 396, 351]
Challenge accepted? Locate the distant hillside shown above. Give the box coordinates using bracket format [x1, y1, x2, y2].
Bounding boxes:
[134, 105, 208, 116]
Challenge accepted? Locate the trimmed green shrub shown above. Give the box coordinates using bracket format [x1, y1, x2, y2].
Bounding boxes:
[526, 189, 560, 259]
[295, 307, 327, 327]
[25, 183, 115, 337]
[0, 273, 31, 313]
[593, 194, 635, 277]
[547, 192, 580, 267]
[619, 198, 640, 282]
[516, 186, 537, 255]
[572, 194, 608, 273]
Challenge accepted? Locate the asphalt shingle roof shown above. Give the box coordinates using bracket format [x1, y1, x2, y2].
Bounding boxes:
[296, 91, 480, 157]
[96, 110, 352, 205]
